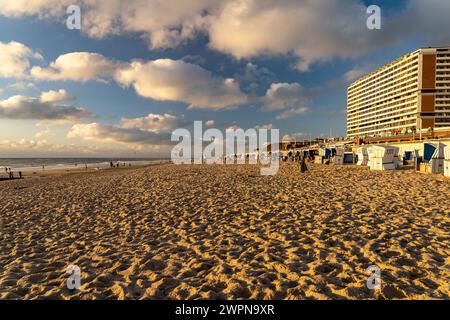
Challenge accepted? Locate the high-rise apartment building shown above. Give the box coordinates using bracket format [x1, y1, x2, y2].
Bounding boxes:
[347, 47, 450, 138]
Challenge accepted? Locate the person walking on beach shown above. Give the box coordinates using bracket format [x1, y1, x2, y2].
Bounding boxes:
[299, 156, 308, 173]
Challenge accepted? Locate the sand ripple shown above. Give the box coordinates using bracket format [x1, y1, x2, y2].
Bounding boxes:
[0, 164, 449, 299]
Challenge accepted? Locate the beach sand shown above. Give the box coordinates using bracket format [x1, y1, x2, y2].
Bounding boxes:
[0, 163, 449, 300]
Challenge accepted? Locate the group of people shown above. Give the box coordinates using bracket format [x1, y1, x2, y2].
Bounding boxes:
[284, 151, 309, 173]
[3, 167, 23, 179]
[283, 150, 303, 162]
[109, 162, 132, 168]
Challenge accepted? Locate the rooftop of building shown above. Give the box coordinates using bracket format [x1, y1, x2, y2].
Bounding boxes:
[348, 46, 450, 89]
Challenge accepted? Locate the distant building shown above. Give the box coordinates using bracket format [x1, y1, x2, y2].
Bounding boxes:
[347, 47, 450, 138]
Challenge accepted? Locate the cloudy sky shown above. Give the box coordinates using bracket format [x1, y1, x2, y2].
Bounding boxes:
[0, 0, 449, 157]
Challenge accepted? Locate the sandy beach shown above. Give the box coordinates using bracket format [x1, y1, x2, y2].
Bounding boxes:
[0, 163, 449, 300]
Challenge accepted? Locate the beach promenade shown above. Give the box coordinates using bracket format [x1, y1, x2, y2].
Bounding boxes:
[0, 163, 448, 299]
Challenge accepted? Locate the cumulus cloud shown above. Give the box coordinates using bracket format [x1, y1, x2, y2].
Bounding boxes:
[39, 89, 75, 103]
[262, 83, 308, 111]
[2, 1, 450, 70]
[115, 59, 247, 109]
[208, 0, 450, 70]
[208, 0, 372, 70]
[0, 94, 92, 121]
[344, 68, 370, 83]
[235, 63, 277, 94]
[68, 112, 186, 145]
[255, 124, 273, 130]
[68, 123, 172, 145]
[0, 139, 91, 157]
[6, 81, 37, 91]
[120, 113, 188, 133]
[393, 0, 450, 45]
[30, 52, 122, 82]
[282, 132, 307, 141]
[0, 0, 217, 48]
[34, 127, 53, 138]
[7, 45, 247, 110]
[0, 138, 166, 157]
[276, 107, 309, 120]
[0, 41, 43, 78]
[0, 0, 67, 17]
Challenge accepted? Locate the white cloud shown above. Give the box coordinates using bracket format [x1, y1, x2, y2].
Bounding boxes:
[34, 127, 53, 138]
[68, 123, 172, 145]
[2, 1, 450, 70]
[0, 138, 166, 157]
[0, 139, 89, 157]
[0, 94, 91, 121]
[0, 41, 43, 78]
[0, 0, 66, 17]
[255, 123, 273, 130]
[5, 46, 247, 110]
[276, 107, 309, 120]
[263, 83, 307, 111]
[205, 120, 215, 127]
[115, 59, 247, 110]
[39, 89, 75, 103]
[393, 0, 450, 45]
[120, 113, 187, 133]
[344, 68, 369, 82]
[235, 62, 276, 94]
[208, 0, 372, 70]
[30, 52, 121, 82]
[68, 112, 186, 146]
[0, 0, 218, 48]
[282, 132, 307, 141]
[208, 0, 450, 70]
[6, 81, 37, 91]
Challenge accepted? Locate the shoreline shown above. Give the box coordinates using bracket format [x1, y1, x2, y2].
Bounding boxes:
[0, 161, 172, 180]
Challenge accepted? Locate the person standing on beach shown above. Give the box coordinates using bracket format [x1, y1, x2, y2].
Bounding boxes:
[299, 156, 308, 173]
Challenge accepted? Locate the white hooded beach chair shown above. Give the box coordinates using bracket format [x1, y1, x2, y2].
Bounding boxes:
[444, 146, 450, 178]
[367, 146, 399, 171]
[419, 142, 446, 174]
[356, 147, 369, 166]
[332, 147, 345, 165]
[429, 142, 445, 174]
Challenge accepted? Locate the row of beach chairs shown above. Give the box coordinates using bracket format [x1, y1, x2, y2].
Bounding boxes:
[356, 143, 450, 177]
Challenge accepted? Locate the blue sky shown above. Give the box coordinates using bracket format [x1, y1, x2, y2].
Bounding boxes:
[0, 0, 448, 157]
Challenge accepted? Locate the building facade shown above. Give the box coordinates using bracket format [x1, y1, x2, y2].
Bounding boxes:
[347, 47, 450, 138]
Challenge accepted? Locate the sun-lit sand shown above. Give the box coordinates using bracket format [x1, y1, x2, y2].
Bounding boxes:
[0, 163, 449, 300]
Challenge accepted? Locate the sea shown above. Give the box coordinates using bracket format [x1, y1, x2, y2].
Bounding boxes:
[0, 158, 171, 172]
